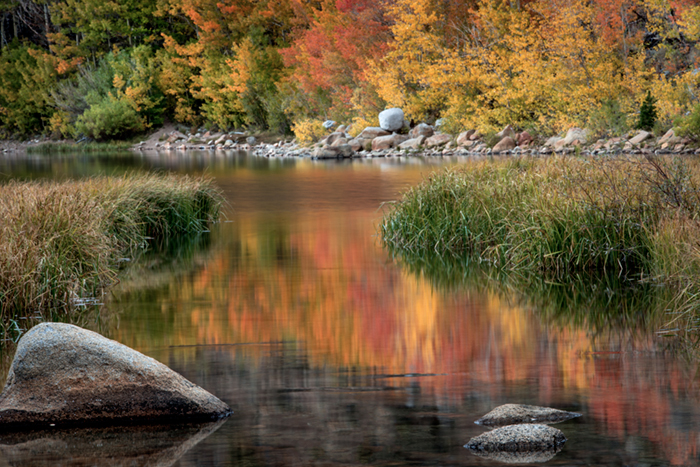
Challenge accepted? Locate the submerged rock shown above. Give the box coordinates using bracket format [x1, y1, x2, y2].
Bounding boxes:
[465, 424, 567, 452]
[475, 404, 581, 426]
[0, 323, 232, 428]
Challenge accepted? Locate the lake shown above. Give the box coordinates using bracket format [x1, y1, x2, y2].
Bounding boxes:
[0, 150, 698, 466]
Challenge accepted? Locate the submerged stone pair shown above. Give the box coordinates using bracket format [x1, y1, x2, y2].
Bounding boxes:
[0, 323, 231, 428]
[465, 404, 581, 463]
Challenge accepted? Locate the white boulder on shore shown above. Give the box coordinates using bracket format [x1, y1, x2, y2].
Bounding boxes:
[378, 108, 405, 132]
[0, 323, 232, 427]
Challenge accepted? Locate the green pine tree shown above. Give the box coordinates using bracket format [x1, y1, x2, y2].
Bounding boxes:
[636, 91, 658, 132]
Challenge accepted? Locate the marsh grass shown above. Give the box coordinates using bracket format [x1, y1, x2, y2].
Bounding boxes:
[381, 155, 700, 326]
[0, 173, 222, 332]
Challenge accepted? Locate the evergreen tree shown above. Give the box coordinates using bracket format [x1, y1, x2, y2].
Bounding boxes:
[637, 91, 657, 132]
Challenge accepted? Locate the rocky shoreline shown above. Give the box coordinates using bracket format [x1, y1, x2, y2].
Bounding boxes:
[140, 125, 695, 160]
[130, 108, 695, 159]
[2, 108, 697, 158]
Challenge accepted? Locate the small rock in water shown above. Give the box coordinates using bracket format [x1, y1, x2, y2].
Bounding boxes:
[0, 323, 232, 427]
[475, 403, 581, 426]
[465, 424, 567, 452]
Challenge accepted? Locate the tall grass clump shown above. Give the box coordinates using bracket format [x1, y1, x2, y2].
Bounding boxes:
[0, 173, 222, 327]
[381, 155, 700, 285]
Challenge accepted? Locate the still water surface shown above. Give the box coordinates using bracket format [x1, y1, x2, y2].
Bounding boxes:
[0, 151, 699, 466]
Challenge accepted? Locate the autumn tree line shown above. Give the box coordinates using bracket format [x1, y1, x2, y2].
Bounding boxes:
[1, 0, 700, 140]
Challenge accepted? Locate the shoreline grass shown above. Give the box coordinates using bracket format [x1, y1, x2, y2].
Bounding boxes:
[0, 173, 222, 332]
[381, 155, 700, 320]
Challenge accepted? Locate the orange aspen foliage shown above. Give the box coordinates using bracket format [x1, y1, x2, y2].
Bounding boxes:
[280, 0, 391, 120]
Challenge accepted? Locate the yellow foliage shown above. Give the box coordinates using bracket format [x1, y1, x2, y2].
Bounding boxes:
[227, 38, 256, 97]
[48, 111, 73, 138]
[368, 0, 448, 121]
[348, 115, 376, 137]
[156, 40, 200, 125]
[291, 118, 328, 145]
[679, 6, 700, 42]
[366, 0, 688, 134]
[649, 70, 700, 126]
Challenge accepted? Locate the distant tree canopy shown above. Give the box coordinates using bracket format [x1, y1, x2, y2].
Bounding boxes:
[1, 0, 700, 138]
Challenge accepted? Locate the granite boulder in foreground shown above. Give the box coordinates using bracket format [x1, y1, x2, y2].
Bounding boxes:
[475, 403, 581, 426]
[0, 323, 232, 427]
[465, 424, 567, 452]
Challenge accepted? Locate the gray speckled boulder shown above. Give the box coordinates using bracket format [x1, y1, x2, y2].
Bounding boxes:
[0, 323, 232, 427]
[465, 424, 566, 452]
[475, 404, 581, 426]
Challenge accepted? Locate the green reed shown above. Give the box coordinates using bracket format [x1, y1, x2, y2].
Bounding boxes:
[0, 173, 222, 332]
[381, 155, 700, 319]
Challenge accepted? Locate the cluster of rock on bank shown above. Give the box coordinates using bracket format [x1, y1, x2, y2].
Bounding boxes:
[133, 107, 698, 159]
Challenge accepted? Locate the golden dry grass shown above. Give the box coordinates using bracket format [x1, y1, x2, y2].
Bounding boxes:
[0, 173, 222, 324]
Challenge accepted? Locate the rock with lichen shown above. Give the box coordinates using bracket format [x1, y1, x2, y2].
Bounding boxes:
[465, 424, 567, 452]
[475, 404, 581, 426]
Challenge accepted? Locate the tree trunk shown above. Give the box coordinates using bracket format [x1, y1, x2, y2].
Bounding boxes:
[43, 3, 49, 34]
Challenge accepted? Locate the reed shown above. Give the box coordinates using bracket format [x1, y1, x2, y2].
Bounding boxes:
[0, 173, 222, 330]
[381, 155, 700, 309]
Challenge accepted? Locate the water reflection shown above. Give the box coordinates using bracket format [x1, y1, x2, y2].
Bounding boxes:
[110, 204, 700, 465]
[2, 151, 700, 465]
[0, 420, 225, 466]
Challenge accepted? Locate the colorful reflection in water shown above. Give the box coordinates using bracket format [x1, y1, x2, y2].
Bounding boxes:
[103, 156, 700, 465]
[1, 152, 699, 465]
